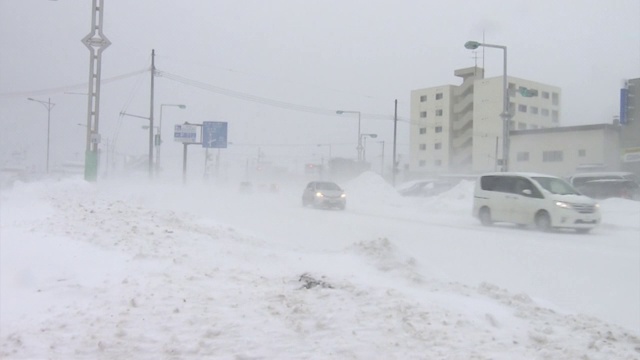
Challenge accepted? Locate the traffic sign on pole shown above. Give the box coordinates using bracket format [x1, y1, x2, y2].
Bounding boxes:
[174, 124, 198, 143]
[202, 121, 228, 148]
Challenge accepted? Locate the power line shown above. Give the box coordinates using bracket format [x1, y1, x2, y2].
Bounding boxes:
[156, 70, 402, 123]
[0, 68, 149, 98]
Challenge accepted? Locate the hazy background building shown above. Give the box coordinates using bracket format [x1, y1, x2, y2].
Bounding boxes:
[410, 67, 561, 176]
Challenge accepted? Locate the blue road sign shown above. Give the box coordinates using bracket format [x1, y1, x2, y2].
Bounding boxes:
[202, 121, 228, 148]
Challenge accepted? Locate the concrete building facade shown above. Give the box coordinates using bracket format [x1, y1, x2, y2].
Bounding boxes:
[509, 124, 621, 178]
[410, 67, 562, 176]
[620, 78, 640, 175]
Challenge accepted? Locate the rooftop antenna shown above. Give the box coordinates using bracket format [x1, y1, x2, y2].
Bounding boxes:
[472, 51, 480, 76]
[482, 29, 486, 70]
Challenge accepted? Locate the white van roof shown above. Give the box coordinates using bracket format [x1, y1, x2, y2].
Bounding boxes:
[479, 172, 559, 178]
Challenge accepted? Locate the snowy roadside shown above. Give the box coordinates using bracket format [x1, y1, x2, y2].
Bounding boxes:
[1, 178, 639, 359]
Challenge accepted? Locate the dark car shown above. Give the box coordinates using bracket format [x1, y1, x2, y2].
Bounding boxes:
[576, 179, 640, 201]
[302, 181, 346, 210]
[397, 179, 459, 197]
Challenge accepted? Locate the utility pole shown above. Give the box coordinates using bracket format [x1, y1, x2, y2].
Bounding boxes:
[148, 49, 155, 178]
[392, 99, 398, 186]
[81, 0, 110, 182]
[379, 140, 385, 178]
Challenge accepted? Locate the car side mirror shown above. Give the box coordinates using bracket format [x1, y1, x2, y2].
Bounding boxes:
[522, 189, 532, 196]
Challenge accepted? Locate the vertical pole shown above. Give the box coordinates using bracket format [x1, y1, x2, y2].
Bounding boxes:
[149, 49, 155, 178]
[503, 47, 510, 172]
[356, 112, 362, 161]
[82, 0, 110, 182]
[157, 105, 163, 174]
[46, 98, 51, 173]
[495, 136, 499, 172]
[204, 148, 209, 179]
[380, 141, 384, 178]
[392, 99, 398, 186]
[216, 148, 220, 178]
[183, 143, 188, 184]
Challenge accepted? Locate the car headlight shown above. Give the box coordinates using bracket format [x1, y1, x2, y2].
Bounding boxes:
[340, 193, 346, 198]
[315, 192, 324, 197]
[555, 201, 571, 209]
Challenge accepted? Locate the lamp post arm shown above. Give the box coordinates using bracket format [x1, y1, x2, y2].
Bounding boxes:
[120, 111, 150, 121]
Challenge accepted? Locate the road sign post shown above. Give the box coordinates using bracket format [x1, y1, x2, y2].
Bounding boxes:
[202, 121, 228, 149]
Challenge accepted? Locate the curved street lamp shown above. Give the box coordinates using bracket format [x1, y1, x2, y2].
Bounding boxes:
[27, 97, 56, 173]
[464, 40, 510, 171]
[360, 133, 378, 162]
[336, 110, 362, 161]
[158, 104, 186, 172]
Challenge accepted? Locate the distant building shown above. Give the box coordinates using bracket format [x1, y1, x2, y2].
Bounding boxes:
[509, 124, 621, 178]
[619, 78, 640, 176]
[410, 67, 562, 175]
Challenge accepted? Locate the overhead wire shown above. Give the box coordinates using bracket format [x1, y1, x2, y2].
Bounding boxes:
[156, 70, 408, 123]
[0, 68, 148, 98]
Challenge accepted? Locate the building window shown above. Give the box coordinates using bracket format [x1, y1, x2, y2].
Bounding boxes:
[509, 102, 515, 114]
[578, 149, 586, 157]
[434, 142, 442, 150]
[530, 124, 539, 129]
[509, 120, 515, 129]
[552, 92, 559, 106]
[435, 126, 443, 133]
[419, 127, 426, 134]
[542, 91, 550, 99]
[517, 152, 529, 161]
[541, 108, 550, 116]
[420, 95, 427, 102]
[518, 104, 527, 113]
[435, 109, 443, 116]
[434, 160, 442, 166]
[419, 144, 427, 151]
[435, 93, 443, 100]
[530, 106, 539, 115]
[543, 150, 563, 162]
[420, 111, 427, 118]
[552, 110, 559, 123]
[517, 122, 527, 130]
[419, 160, 426, 167]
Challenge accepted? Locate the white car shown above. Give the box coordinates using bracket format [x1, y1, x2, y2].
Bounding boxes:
[472, 172, 600, 233]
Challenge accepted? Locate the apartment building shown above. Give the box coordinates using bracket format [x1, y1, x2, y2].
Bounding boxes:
[620, 78, 640, 175]
[410, 67, 561, 175]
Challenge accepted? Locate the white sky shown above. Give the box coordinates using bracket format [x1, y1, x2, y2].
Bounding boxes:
[1, 173, 639, 357]
[1, 0, 639, 173]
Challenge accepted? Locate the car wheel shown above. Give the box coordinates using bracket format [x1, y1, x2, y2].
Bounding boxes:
[479, 207, 492, 226]
[535, 211, 551, 232]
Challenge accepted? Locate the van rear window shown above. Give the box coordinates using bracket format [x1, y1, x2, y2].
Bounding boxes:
[480, 175, 514, 193]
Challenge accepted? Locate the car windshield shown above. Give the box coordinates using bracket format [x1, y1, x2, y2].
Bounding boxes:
[316, 182, 341, 190]
[532, 176, 580, 195]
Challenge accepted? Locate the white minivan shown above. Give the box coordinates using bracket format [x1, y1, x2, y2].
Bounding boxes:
[472, 172, 601, 233]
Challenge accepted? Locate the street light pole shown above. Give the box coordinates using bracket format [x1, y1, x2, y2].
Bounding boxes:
[27, 97, 56, 173]
[465, 40, 510, 171]
[336, 110, 362, 161]
[120, 111, 154, 176]
[158, 104, 186, 173]
[360, 133, 378, 162]
[378, 140, 385, 178]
